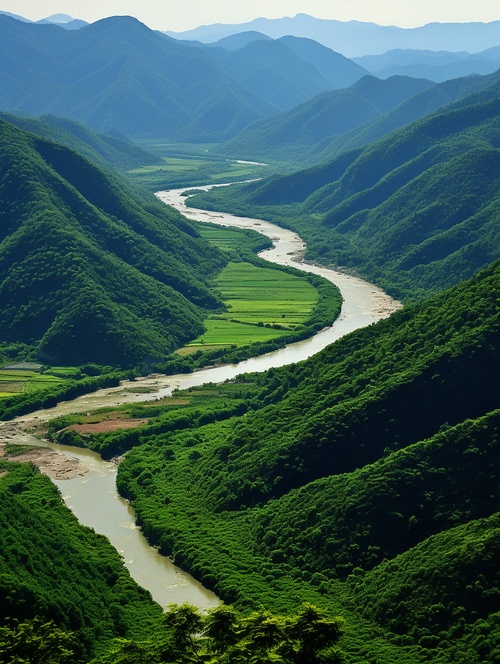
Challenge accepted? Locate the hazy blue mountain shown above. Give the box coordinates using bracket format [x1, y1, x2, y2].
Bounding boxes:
[37, 18, 88, 30]
[221, 69, 500, 165]
[213, 39, 335, 112]
[355, 48, 500, 82]
[278, 35, 368, 88]
[210, 30, 272, 50]
[211, 32, 367, 90]
[219, 75, 434, 162]
[0, 14, 349, 140]
[166, 13, 500, 57]
[0, 10, 32, 23]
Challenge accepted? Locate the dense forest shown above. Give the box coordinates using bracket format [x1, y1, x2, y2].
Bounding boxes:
[1, 10, 499, 664]
[192, 75, 500, 300]
[47, 260, 497, 663]
[0, 118, 228, 367]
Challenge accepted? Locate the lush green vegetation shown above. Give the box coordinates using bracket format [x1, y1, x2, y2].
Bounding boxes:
[0, 363, 127, 421]
[218, 70, 500, 166]
[1, 459, 346, 663]
[92, 602, 344, 664]
[0, 113, 162, 172]
[0, 461, 164, 661]
[129, 142, 273, 191]
[191, 79, 500, 301]
[187, 261, 319, 348]
[109, 261, 500, 663]
[218, 75, 434, 164]
[0, 118, 228, 368]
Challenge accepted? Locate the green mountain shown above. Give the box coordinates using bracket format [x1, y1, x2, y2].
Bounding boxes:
[322, 68, 500, 161]
[220, 69, 500, 164]
[0, 14, 357, 141]
[209, 81, 500, 299]
[0, 112, 161, 170]
[0, 460, 163, 661]
[0, 119, 226, 367]
[115, 259, 500, 663]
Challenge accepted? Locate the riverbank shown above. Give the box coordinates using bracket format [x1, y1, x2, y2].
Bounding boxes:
[0, 433, 87, 480]
[3, 183, 401, 611]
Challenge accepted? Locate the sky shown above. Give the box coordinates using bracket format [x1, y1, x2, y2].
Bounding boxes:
[0, 0, 499, 32]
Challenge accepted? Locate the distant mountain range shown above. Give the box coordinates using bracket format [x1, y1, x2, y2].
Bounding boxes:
[219, 69, 500, 164]
[0, 14, 366, 140]
[0, 10, 87, 29]
[355, 47, 500, 82]
[166, 13, 500, 57]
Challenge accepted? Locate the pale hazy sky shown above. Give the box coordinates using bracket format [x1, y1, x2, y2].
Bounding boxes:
[1, 0, 499, 32]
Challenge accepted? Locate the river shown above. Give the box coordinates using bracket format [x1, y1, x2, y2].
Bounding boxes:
[2, 184, 401, 610]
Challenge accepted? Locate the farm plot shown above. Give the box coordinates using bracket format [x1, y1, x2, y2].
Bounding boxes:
[187, 262, 319, 348]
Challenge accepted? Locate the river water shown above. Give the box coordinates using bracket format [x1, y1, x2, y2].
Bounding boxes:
[3, 184, 401, 610]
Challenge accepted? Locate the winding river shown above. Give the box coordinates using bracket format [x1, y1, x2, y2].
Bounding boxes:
[2, 184, 401, 611]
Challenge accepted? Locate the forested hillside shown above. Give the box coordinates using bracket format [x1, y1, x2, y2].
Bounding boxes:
[197, 79, 500, 300]
[0, 460, 164, 661]
[114, 261, 500, 663]
[0, 14, 361, 141]
[0, 119, 226, 367]
[219, 74, 435, 162]
[0, 112, 161, 171]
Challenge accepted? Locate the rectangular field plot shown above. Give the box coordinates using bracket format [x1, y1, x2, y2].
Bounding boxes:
[187, 262, 318, 347]
[0, 369, 65, 399]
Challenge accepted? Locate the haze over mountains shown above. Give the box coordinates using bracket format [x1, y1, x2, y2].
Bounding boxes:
[355, 47, 500, 82]
[167, 13, 500, 57]
[1, 7, 500, 664]
[219, 69, 500, 163]
[0, 14, 366, 140]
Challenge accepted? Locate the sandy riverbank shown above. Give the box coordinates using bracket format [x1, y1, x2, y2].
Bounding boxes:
[0, 421, 87, 480]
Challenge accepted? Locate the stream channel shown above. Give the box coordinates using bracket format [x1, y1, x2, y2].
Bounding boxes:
[4, 184, 401, 611]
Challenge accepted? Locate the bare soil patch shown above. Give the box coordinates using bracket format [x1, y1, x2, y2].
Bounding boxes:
[69, 418, 148, 434]
[0, 443, 87, 480]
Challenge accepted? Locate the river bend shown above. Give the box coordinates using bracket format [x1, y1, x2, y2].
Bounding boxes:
[2, 184, 401, 610]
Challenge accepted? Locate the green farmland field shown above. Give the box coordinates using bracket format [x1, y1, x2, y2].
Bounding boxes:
[0, 369, 65, 399]
[129, 142, 272, 190]
[187, 262, 319, 348]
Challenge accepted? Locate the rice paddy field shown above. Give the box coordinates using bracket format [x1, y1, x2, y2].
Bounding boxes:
[0, 365, 80, 400]
[186, 261, 319, 348]
[129, 142, 272, 190]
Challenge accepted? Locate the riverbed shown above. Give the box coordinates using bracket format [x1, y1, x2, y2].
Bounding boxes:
[1, 184, 401, 609]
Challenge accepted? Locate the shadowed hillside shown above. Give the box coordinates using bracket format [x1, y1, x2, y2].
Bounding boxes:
[0, 119, 226, 367]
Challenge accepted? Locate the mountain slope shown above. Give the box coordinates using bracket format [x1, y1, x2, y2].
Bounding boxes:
[0, 460, 163, 660]
[116, 259, 500, 663]
[213, 81, 500, 299]
[0, 119, 226, 366]
[220, 69, 500, 164]
[0, 15, 351, 141]
[322, 68, 500, 160]
[0, 112, 161, 170]
[219, 75, 434, 162]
